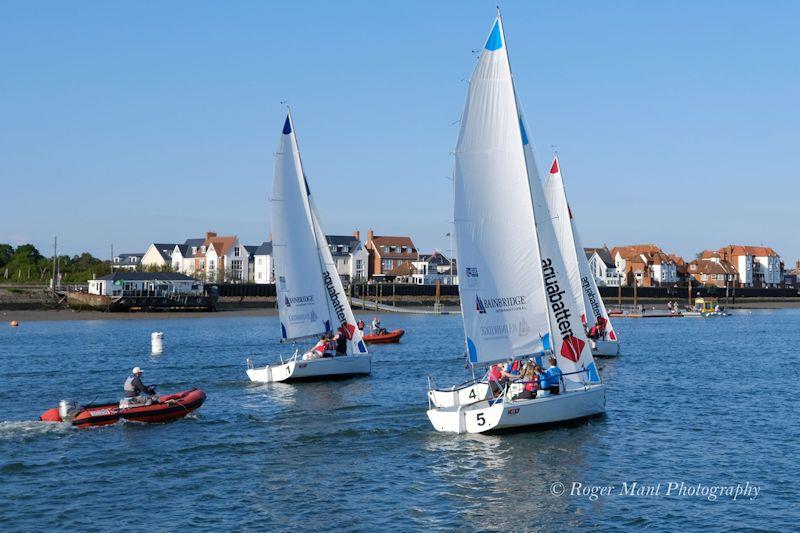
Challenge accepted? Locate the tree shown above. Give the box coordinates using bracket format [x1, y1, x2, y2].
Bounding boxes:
[0, 244, 12, 267]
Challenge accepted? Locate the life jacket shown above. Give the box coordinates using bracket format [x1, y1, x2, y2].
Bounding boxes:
[357, 320, 365, 330]
[524, 374, 539, 392]
[124, 375, 136, 393]
[312, 340, 327, 354]
[488, 366, 502, 382]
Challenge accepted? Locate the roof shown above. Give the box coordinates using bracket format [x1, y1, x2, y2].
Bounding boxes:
[689, 259, 738, 276]
[177, 238, 205, 258]
[699, 250, 720, 261]
[386, 260, 414, 276]
[95, 272, 199, 282]
[720, 245, 779, 258]
[368, 234, 418, 259]
[244, 245, 259, 255]
[584, 247, 614, 268]
[254, 241, 273, 256]
[326, 235, 361, 255]
[204, 235, 237, 256]
[418, 251, 452, 266]
[148, 243, 179, 262]
[114, 253, 144, 266]
[610, 244, 665, 259]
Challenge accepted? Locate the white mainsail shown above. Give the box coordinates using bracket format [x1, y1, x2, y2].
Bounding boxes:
[272, 112, 367, 354]
[544, 156, 618, 342]
[453, 16, 550, 365]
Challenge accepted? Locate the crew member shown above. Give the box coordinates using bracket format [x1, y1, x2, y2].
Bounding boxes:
[545, 357, 563, 395]
[124, 367, 155, 399]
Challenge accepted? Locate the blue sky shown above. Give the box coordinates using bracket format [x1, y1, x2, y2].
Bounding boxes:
[1, 1, 798, 263]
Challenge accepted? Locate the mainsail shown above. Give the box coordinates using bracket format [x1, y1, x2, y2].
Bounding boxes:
[453, 16, 550, 364]
[544, 156, 617, 341]
[454, 14, 600, 384]
[271, 112, 367, 355]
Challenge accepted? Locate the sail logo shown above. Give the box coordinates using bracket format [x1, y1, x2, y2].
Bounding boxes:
[466, 267, 479, 288]
[284, 295, 314, 307]
[342, 322, 356, 340]
[542, 258, 585, 359]
[322, 270, 348, 327]
[288, 309, 318, 323]
[475, 294, 526, 314]
[560, 335, 585, 363]
[278, 276, 287, 292]
[581, 276, 603, 320]
[480, 319, 532, 338]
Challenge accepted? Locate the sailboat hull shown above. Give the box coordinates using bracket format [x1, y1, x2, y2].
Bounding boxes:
[591, 339, 620, 357]
[427, 383, 605, 434]
[428, 382, 491, 409]
[247, 354, 371, 383]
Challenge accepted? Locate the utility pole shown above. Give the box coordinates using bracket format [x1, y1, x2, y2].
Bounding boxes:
[52, 236, 57, 289]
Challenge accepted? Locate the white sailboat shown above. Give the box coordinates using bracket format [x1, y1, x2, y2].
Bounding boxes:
[544, 155, 621, 357]
[246, 112, 370, 383]
[426, 15, 605, 434]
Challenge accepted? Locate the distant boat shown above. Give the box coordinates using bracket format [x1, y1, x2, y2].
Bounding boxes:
[543, 156, 621, 357]
[426, 14, 605, 434]
[246, 112, 370, 382]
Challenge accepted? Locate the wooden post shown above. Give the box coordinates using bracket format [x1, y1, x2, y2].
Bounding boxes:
[617, 276, 622, 308]
[633, 273, 638, 311]
[688, 277, 692, 305]
[392, 283, 396, 307]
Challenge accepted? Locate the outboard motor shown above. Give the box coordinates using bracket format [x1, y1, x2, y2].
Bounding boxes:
[58, 400, 80, 422]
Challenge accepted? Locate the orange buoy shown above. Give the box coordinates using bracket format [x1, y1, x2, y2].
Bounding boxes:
[10, 320, 19, 327]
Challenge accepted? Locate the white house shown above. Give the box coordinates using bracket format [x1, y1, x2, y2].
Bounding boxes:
[253, 241, 274, 284]
[719, 245, 783, 288]
[410, 252, 458, 285]
[88, 272, 203, 297]
[141, 243, 179, 270]
[584, 247, 618, 287]
[252, 242, 274, 284]
[326, 233, 368, 283]
[112, 253, 144, 272]
[171, 238, 205, 276]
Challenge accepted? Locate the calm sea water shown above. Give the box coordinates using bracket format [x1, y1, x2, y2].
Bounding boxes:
[1, 309, 798, 531]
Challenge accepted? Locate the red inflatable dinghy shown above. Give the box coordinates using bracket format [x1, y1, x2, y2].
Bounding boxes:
[362, 329, 405, 344]
[39, 388, 205, 428]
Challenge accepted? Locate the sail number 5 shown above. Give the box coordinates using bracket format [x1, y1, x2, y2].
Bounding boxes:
[476, 413, 486, 426]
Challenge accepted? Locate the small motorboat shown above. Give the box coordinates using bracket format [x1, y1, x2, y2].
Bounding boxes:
[39, 388, 206, 428]
[362, 329, 405, 344]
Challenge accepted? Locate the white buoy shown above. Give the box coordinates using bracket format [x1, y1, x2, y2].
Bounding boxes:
[151, 331, 164, 354]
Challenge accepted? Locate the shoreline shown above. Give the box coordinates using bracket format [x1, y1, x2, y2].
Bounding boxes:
[1, 299, 798, 323]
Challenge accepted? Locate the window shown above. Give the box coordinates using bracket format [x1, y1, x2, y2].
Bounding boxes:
[356, 260, 363, 269]
[132, 257, 137, 263]
[257, 272, 263, 280]
[234, 247, 241, 256]
[382, 246, 389, 253]
[114, 257, 120, 263]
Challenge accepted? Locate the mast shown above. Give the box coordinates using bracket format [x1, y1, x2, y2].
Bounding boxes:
[499, 14, 557, 354]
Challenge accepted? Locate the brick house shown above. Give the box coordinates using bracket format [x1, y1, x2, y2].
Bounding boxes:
[611, 244, 679, 287]
[364, 229, 418, 280]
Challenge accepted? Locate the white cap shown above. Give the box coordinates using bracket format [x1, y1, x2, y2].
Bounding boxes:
[132, 367, 142, 374]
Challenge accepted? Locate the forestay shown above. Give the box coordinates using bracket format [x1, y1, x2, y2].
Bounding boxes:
[453, 17, 551, 365]
[544, 156, 617, 341]
[272, 112, 367, 355]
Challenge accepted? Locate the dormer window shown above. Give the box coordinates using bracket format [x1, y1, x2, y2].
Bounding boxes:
[132, 257, 138, 263]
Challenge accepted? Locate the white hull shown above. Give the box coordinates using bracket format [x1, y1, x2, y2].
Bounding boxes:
[591, 339, 620, 357]
[247, 354, 371, 383]
[428, 382, 491, 409]
[427, 384, 605, 434]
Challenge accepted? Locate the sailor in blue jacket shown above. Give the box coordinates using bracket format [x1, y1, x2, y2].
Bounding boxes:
[545, 357, 563, 395]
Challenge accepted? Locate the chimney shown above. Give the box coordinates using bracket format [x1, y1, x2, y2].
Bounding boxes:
[353, 230, 360, 241]
[268, 232, 273, 242]
[367, 229, 374, 242]
[206, 231, 217, 240]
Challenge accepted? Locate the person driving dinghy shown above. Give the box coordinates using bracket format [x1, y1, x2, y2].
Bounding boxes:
[371, 316, 387, 335]
[123, 367, 156, 404]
